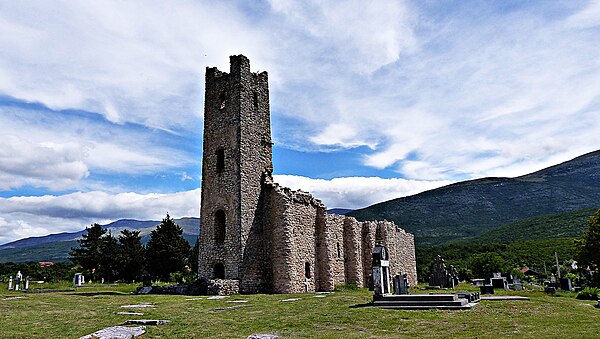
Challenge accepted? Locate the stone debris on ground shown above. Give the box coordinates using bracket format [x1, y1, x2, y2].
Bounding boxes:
[79, 325, 145, 339]
[227, 300, 249, 303]
[123, 319, 169, 326]
[279, 298, 301, 302]
[1, 296, 26, 300]
[120, 302, 155, 308]
[207, 295, 229, 300]
[247, 334, 278, 339]
[117, 312, 144, 316]
[212, 305, 248, 311]
[137, 287, 153, 294]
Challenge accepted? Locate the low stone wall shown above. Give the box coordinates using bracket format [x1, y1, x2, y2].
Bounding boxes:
[207, 279, 240, 295]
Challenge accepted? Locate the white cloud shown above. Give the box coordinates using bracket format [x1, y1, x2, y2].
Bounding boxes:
[0, 135, 89, 190]
[273, 174, 452, 209]
[0, 105, 195, 190]
[0, 189, 200, 245]
[290, 2, 600, 180]
[0, 0, 268, 130]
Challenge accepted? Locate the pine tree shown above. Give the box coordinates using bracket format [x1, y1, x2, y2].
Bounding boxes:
[118, 229, 146, 282]
[189, 236, 200, 274]
[69, 223, 106, 281]
[97, 232, 120, 282]
[146, 213, 191, 281]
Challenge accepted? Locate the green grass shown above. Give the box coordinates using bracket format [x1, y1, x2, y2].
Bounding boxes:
[1, 283, 599, 338]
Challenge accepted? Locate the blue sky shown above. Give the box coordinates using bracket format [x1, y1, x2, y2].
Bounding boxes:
[1, 0, 600, 245]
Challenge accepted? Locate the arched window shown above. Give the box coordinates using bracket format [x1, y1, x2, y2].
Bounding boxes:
[216, 148, 225, 173]
[213, 263, 225, 279]
[305, 262, 311, 279]
[214, 210, 226, 244]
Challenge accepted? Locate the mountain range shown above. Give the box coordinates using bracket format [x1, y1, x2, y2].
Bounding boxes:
[348, 150, 600, 246]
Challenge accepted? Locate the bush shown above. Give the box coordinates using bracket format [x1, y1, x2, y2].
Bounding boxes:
[576, 287, 599, 300]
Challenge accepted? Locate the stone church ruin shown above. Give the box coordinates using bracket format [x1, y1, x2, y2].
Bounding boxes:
[198, 55, 417, 294]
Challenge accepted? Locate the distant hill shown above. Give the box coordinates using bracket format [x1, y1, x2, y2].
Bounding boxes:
[0, 217, 200, 263]
[457, 207, 598, 244]
[327, 208, 353, 215]
[348, 150, 600, 246]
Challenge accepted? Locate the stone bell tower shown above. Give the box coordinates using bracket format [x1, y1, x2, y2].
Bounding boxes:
[198, 55, 273, 292]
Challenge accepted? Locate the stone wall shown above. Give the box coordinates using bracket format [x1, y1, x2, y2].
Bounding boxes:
[266, 181, 324, 293]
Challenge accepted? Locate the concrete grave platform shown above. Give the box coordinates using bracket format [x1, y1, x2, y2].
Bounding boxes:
[79, 325, 145, 339]
[481, 296, 530, 301]
[371, 293, 479, 310]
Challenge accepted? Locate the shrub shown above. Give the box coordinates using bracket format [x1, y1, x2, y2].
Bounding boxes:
[576, 287, 599, 300]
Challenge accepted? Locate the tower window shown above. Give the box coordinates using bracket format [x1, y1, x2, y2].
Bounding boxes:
[214, 210, 226, 244]
[253, 92, 258, 109]
[337, 242, 341, 258]
[216, 148, 225, 173]
[305, 262, 311, 279]
[219, 92, 226, 110]
[213, 263, 225, 279]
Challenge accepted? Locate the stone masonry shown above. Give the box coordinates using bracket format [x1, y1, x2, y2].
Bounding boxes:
[198, 55, 417, 294]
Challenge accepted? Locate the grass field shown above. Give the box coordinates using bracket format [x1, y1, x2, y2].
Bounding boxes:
[1, 283, 599, 338]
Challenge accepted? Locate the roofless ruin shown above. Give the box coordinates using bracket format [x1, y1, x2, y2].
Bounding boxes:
[198, 55, 417, 294]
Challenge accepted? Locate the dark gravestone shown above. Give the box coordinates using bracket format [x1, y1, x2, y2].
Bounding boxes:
[559, 278, 572, 291]
[491, 277, 508, 290]
[480, 285, 494, 294]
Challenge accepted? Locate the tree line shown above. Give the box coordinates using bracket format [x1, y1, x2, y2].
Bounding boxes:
[417, 208, 600, 286]
[69, 214, 199, 283]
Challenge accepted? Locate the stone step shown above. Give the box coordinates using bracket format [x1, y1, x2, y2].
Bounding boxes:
[373, 294, 459, 302]
[373, 299, 469, 307]
[372, 303, 476, 310]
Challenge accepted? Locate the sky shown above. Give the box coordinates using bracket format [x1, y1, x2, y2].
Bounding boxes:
[1, 1, 600, 245]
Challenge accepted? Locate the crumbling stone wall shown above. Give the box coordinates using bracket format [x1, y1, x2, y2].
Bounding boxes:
[198, 55, 417, 294]
[266, 182, 323, 293]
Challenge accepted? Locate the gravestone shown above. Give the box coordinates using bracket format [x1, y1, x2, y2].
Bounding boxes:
[429, 255, 456, 288]
[15, 271, 22, 291]
[24, 277, 29, 290]
[479, 285, 494, 294]
[372, 243, 391, 295]
[560, 278, 572, 291]
[8, 277, 13, 290]
[491, 277, 508, 290]
[73, 273, 85, 287]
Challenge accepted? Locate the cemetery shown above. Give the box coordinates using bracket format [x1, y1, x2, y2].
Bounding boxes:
[1, 277, 600, 338]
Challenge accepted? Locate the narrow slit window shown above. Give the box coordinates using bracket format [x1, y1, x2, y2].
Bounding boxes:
[253, 92, 258, 109]
[219, 92, 226, 110]
[337, 242, 341, 258]
[214, 210, 226, 244]
[216, 148, 225, 173]
[305, 262, 311, 279]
